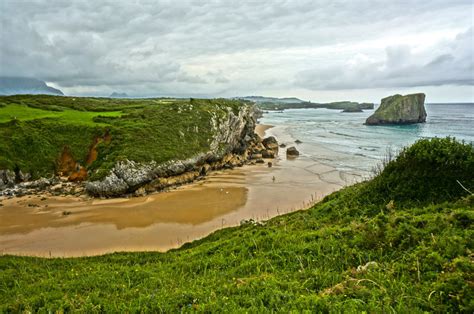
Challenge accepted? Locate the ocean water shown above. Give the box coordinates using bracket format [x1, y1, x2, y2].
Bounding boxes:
[260, 104, 474, 176]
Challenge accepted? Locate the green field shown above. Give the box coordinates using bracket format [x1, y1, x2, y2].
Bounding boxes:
[0, 138, 472, 312]
[0, 95, 242, 180]
[0, 104, 122, 125]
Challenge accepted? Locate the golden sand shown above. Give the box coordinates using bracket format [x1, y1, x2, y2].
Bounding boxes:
[255, 124, 273, 138]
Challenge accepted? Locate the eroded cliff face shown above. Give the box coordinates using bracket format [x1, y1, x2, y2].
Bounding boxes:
[85, 105, 261, 197]
[366, 93, 426, 125]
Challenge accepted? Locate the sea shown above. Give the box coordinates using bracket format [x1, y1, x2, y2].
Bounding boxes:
[260, 103, 474, 177]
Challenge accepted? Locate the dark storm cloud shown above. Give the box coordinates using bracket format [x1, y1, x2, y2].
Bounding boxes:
[0, 0, 472, 96]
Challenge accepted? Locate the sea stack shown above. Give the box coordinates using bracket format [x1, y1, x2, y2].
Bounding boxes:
[365, 93, 426, 125]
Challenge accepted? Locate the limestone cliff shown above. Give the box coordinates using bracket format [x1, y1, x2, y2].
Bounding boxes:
[366, 93, 426, 125]
[85, 105, 260, 197]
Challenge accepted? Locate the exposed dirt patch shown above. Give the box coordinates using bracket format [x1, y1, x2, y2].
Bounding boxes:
[57, 146, 77, 176]
[56, 131, 111, 182]
[86, 130, 111, 165]
[69, 166, 88, 182]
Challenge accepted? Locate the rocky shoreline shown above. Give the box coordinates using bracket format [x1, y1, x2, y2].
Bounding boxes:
[0, 106, 280, 199]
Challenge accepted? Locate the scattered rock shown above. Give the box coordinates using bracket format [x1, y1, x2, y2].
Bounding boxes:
[256, 159, 265, 164]
[18, 170, 31, 182]
[366, 93, 426, 125]
[262, 136, 279, 151]
[286, 146, 300, 157]
[279, 143, 286, 148]
[267, 162, 272, 168]
[18, 178, 51, 190]
[262, 150, 275, 158]
[86, 172, 129, 197]
[295, 139, 302, 144]
[250, 153, 263, 160]
[134, 187, 147, 197]
[0, 170, 15, 188]
[342, 107, 363, 113]
[199, 164, 211, 176]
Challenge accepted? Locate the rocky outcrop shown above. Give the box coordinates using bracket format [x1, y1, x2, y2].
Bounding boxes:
[366, 93, 426, 125]
[0, 176, 85, 197]
[262, 136, 279, 151]
[286, 147, 299, 157]
[85, 105, 268, 197]
[0, 104, 280, 198]
[342, 108, 363, 113]
[0, 170, 16, 190]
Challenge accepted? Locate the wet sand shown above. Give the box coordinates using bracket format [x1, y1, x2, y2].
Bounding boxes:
[255, 124, 273, 138]
[0, 125, 360, 257]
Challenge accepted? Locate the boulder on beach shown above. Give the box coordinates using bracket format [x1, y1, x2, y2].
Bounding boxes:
[286, 146, 299, 157]
[262, 150, 275, 158]
[366, 93, 426, 125]
[295, 139, 302, 144]
[262, 136, 279, 151]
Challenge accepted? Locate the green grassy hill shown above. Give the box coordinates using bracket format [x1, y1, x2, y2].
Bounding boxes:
[1, 138, 472, 312]
[0, 95, 243, 180]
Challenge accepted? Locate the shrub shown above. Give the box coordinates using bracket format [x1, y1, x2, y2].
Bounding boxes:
[366, 137, 474, 207]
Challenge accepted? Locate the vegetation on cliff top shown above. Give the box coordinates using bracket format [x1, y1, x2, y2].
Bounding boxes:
[366, 93, 427, 125]
[0, 138, 472, 312]
[256, 100, 374, 111]
[0, 95, 244, 180]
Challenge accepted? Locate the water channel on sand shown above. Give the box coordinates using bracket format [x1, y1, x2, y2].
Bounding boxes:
[0, 126, 362, 257]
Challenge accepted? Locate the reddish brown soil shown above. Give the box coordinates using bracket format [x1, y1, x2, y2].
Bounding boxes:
[86, 130, 112, 165]
[85, 137, 100, 165]
[57, 146, 77, 176]
[69, 167, 88, 181]
[57, 131, 112, 182]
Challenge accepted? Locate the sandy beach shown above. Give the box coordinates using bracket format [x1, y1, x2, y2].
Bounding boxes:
[255, 124, 273, 138]
[0, 124, 358, 257]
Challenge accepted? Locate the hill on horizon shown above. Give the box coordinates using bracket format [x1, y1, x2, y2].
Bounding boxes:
[0, 77, 63, 96]
[236, 96, 305, 104]
[109, 92, 129, 98]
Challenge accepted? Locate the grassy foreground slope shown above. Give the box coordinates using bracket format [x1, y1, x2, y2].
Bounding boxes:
[0, 138, 473, 312]
[0, 95, 241, 180]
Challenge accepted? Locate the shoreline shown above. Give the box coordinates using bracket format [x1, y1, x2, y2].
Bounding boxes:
[255, 124, 273, 138]
[0, 123, 354, 258]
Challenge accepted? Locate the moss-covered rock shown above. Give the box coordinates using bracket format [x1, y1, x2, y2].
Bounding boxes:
[366, 93, 426, 125]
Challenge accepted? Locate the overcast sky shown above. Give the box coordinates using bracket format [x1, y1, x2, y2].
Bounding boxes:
[1, 0, 473, 102]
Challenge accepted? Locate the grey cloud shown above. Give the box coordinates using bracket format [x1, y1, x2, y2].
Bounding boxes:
[0, 0, 473, 97]
[295, 27, 474, 90]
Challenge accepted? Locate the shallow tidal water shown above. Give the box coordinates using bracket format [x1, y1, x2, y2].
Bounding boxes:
[260, 103, 474, 175]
